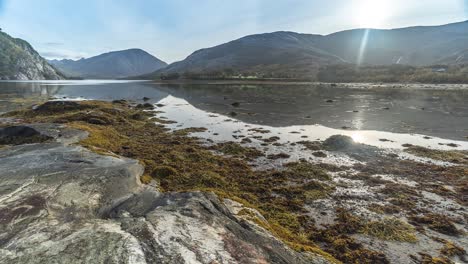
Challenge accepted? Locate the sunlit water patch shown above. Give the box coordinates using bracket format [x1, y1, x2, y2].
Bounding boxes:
[158, 96, 468, 151]
[150, 95, 468, 168]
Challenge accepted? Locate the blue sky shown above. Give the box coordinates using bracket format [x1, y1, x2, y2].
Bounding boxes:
[0, 0, 467, 63]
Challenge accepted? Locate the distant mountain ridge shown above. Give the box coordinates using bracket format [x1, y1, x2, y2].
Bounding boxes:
[50, 49, 167, 79]
[143, 20, 468, 79]
[0, 31, 64, 80]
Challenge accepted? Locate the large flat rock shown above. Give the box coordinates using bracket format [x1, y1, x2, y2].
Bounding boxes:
[0, 124, 330, 264]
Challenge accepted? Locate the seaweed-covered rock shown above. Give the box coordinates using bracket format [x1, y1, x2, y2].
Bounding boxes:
[34, 101, 88, 113]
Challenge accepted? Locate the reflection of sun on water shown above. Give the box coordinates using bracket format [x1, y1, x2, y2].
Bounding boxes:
[351, 133, 366, 143]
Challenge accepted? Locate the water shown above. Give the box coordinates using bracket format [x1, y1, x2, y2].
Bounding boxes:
[0, 80, 467, 154]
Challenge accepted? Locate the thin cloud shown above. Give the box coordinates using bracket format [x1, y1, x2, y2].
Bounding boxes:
[39, 50, 87, 60]
[43, 42, 64, 46]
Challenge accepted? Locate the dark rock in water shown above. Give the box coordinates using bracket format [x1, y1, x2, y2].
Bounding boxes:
[0, 126, 52, 145]
[229, 111, 238, 117]
[297, 140, 322, 151]
[325, 99, 334, 103]
[402, 144, 413, 148]
[323, 135, 355, 151]
[262, 136, 280, 143]
[241, 138, 252, 144]
[155, 104, 165, 108]
[312, 151, 327, 158]
[267, 153, 291, 160]
[323, 135, 381, 161]
[0, 124, 329, 264]
[143, 97, 150, 101]
[136, 103, 154, 109]
[231, 102, 240, 107]
[112, 99, 128, 105]
[379, 138, 394, 142]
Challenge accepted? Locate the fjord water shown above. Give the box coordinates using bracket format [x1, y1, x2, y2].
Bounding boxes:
[1, 80, 467, 151]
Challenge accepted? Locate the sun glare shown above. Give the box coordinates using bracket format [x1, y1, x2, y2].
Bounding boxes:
[351, 133, 366, 143]
[355, 0, 392, 28]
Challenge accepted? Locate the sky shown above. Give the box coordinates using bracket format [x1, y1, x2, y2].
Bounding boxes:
[0, 0, 467, 63]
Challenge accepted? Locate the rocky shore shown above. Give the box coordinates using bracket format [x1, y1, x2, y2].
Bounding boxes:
[0, 122, 329, 264]
[0, 100, 466, 264]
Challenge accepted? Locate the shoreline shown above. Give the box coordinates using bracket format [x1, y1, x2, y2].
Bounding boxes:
[1, 100, 467, 263]
[150, 79, 468, 90]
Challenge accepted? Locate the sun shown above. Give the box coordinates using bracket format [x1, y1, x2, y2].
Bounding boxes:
[355, 0, 392, 28]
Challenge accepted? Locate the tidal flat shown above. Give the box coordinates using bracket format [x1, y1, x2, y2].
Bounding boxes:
[0, 81, 467, 264]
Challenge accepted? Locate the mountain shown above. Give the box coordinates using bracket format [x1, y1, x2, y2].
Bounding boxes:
[0, 31, 64, 80]
[145, 20, 468, 79]
[146, 32, 345, 79]
[50, 49, 167, 79]
[436, 49, 468, 64]
[313, 20, 468, 66]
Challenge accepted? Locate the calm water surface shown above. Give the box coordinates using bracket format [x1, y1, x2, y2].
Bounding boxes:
[0, 80, 467, 153]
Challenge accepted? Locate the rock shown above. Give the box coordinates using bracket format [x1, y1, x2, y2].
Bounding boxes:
[131, 113, 146, 121]
[136, 103, 154, 109]
[241, 138, 252, 144]
[262, 136, 280, 143]
[0, 124, 330, 264]
[267, 153, 291, 160]
[35, 101, 86, 113]
[379, 138, 394, 142]
[325, 99, 334, 103]
[231, 102, 240, 107]
[323, 135, 380, 161]
[323, 135, 355, 150]
[312, 151, 327, 158]
[0, 125, 52, 145]
[143, 97, 150, 101]
[87, 118, 108, 125]
[112, 99, 128, 105]
[229, 111, 238, 117]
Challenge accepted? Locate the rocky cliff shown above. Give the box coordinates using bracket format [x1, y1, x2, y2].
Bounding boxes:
[0, 31, 64, 80]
